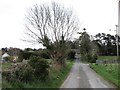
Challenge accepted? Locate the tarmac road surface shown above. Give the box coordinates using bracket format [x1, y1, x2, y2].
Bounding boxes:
[61, 60, 116, 89]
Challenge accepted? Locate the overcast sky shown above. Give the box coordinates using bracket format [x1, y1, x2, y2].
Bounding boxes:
[0, 0, 118, 49]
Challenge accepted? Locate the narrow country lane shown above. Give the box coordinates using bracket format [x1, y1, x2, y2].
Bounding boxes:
[61, 60, 116, 88]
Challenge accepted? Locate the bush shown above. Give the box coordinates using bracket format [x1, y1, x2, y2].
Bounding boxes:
[40, 50, 50, 59]
[86, 53, 92, 62]
[22, 52, 33, 60]
[3, 63, 34, 83]
[81, 53, 92, 62]
[2, 71, 11, 82]
[3, 56, 50, 87]
[29, 56, 49, 81]
[90, 54, 98, 63]
[3, 56, 11, 62]
[67, 50, 76, 60]
[81, 53, 98, 63]
[28, 56, 40, 68]
[81, 54, 86, 61]
[81, 53, 94, 63]
[16, 64, 34, 82]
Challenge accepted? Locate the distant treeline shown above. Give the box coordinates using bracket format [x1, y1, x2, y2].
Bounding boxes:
[93, 33, 120, 56]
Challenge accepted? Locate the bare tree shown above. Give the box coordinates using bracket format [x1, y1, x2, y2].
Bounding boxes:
[25, 2, 80, 68]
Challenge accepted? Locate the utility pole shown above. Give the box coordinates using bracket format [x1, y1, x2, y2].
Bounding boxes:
[115, 25, 119, 57]
[117, 0, 120, 58]
[118, 0, 120, 36]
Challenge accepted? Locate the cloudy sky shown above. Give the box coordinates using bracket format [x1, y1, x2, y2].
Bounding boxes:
[0, 0, 118, 49]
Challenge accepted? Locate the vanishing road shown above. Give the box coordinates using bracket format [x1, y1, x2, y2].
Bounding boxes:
[61, 60, 116, 89]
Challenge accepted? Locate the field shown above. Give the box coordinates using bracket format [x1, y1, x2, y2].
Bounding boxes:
[98, 56, 118, 60]
[90, 55, 120, 88]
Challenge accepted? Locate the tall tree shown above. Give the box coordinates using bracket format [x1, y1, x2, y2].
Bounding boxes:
[24, 2, 80, 67]
[79, 31, 91, 54]
[79, 30, 98, 62]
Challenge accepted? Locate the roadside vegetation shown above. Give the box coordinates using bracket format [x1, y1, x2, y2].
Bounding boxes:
[79, 30, 120, 88]
[2, 49, 75, 88]
[2, 44, 76, 89]
[2, 63, 11, 71]
[3, 59, 74, 88]
[90, 56, 120, 88]
[90, 63, 119, 88]
[90, 56, 120, 87]
[78, 29, 98, 63]
[2, 1, 78, 89]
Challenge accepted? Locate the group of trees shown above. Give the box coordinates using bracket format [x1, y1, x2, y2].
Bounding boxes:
[78, 31, 120, 62]
[94, 33, 120, 56]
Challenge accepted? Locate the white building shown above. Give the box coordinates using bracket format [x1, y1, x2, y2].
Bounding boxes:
[1, 53, 10, 62]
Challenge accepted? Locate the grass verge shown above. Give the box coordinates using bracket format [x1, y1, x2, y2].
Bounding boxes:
[2, 61, 74, 88]
[90, 63, 120, 88]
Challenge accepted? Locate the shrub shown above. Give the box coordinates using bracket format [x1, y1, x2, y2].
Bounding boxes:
[86, 53, 92, 62]
[40, 50, 50, 59]
[22, 52, 32, 60]
[2, 71, 11, 82]
[81, 54, 86, 61]
[3, 56, 11, 62]
[67, 50, 76, 60]
[29, 56, 49, 81]
[90, 54, 98, 63]
[16, 64, 34, 82]
[28, 56, 40, 68]
[81, 53, 93, 63]
[3, 63, 34, 83]
[3, 56, 50, 86]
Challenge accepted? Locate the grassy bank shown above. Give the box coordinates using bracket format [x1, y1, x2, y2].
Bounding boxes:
[2, 61, 74, 88]
[90, 63, 119, 88]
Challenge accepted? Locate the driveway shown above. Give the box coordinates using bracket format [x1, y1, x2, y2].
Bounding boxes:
[61, 60, 116, 88]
